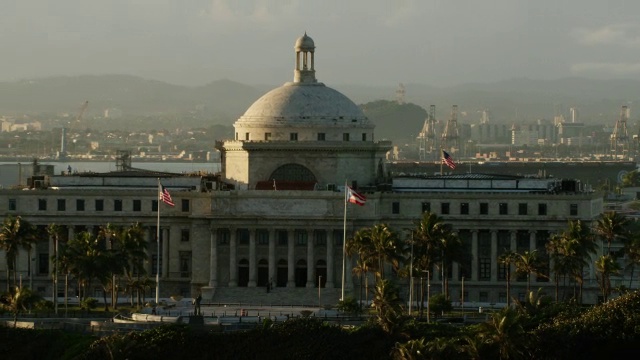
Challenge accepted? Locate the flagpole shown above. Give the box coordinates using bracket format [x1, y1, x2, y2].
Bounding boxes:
[156, 178, 160, 305]
[341, 179, 348, 301]
[440, 148, 443, 175]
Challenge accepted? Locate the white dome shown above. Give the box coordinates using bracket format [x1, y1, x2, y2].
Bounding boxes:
[236, 82, 370, 127]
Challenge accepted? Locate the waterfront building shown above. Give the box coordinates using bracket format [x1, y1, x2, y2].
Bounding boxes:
[0, 34, 615, 306]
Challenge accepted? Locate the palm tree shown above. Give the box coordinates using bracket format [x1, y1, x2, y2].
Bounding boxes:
[437, 231, 465, 300]
[498, 250, 517, 306]
[372, 278, 403, 334]
[624, 232, 640, 288]
[475, 307, 528, 360]
[352, 258, 371, 308]
[514, 250, 544, 295]
[347, 223, 402, 280]
[1, 286, 39, 327]
[0, 216, 38, 291]
[594, 211, 629, 254]
[47, 223, 64, 313]
[595, 254, 621, 302]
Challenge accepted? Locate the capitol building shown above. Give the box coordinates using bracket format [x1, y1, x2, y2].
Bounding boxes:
[0, 34, 607, 305]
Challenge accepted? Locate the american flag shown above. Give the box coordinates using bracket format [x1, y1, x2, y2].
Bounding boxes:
[159, 184, 175, 207]
[442, 150, 456, 169]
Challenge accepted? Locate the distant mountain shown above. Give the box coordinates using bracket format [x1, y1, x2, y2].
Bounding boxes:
[1, 75, 639, 129]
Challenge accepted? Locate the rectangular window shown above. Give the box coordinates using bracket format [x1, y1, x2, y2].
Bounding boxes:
[95, 199, 104, 211]
[480, 202, 488, 215]
[518, 203, 528, 215]
[460, 203, 469, 215]
[317, 133, 326, 141]
[181, 199, 190, 212]
[362, 133, 367, 141]
[238, 229, 250, 245]
[57, 199, 66, 211]
[392, 202, 400, 214]
[314, 230, 327, 246]
[245, 132, 250, 140]
[38, 253, 49, 275]
[479, 291, 489, 303]
[76, 199, 85, 211]
[179, 251, 192, 278]
[257, 230, 269, 245]
[133, 199, 142, 212]
[181, 229, 190, 242]
[478, 232, 491, 281]
[114, 199, 123, 212]
[277, 230, 288, 246]
[334, 230, 344, 246]
[479, 258, 491, 281]
[570, 204, 578, 216]
[151, 254, 162, 276]
[264, 132, 271, 141]
[538, 203, 547, 215]
[295, 230, 307, 246]
[290, 132, 298, 141]
[343, 133, 350, 141]
[421, 202, 431, 213]
[499, 203, 508, 215]
[217, 229, 230, 245]
[8, 199, 16, 211]
[152, 200, 158, 212]
[441, 202, 450, 215]
[498, 292, 507, 304]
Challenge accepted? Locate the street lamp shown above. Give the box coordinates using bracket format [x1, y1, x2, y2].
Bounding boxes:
[427, 270, 431, 323]
[318, 275, 322, 309]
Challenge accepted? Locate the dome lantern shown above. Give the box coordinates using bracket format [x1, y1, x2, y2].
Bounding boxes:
[294, 32, 316, 83]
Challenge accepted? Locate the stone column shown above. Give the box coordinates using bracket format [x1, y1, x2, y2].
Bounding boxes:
[490, 230, 498, 283]
[268, 229, 276, 286]
[162, 228, 169, 278]
[67, 225, 75, 242]
[529, 230, 536, 252]
[326, 230, 335, 288]
[229, 228, 237, 287]
[306, 229, 314, 288]
[209, 228, 218, 288]
[248, 229, 257, 287]
[287, 229, 295, 287]
[144, 227, 152, 275]
[48, 234, 55, 275]
[471, 230, 479, 281]
[510, 230, 517, 252]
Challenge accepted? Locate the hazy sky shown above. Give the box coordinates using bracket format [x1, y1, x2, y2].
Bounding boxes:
[3, 0, 640, 87]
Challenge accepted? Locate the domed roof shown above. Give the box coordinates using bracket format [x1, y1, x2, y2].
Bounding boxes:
[295, 33, 315, 51]
[236, 82, 369, 126]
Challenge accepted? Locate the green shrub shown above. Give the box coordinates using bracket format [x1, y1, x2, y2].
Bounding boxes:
[337, 296, 361, 316]
[80, 298, 98, 311]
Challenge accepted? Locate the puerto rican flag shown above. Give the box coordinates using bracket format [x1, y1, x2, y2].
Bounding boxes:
[347, 186, 366, 206]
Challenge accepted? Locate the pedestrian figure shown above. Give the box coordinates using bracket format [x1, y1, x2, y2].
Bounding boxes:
[194, 293, 202, 316]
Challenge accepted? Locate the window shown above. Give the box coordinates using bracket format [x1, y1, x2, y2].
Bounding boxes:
[314, 230, 327, 246]
[76, 199, 85, 211]
[290, 132, 298, 141]
[238, 229, 249, 245]
[317, 133, 325, 141]
[538, 203, 547, 215]
[257, 230, 269, 245]
[133, 199, 142, 212]
[151, 255, 162, 276]
[392, 202, 400, 214]
[265, 132, 272, 141]
[152, 200, 158, 212]
[480, 203, 488, 215]
[499, 203, 508, 215]
[334, 230, 344, 246]
[277, 230, 288, 246]
[295, 230, 307, 246]
[217, 229, 230, 245]
[478, 233, 491, 281]
[421, 202, 431, 213]
[498, 292, 507, 303]
[343, 133, 350, 141]
[460, 203, 469, 215]
[441, 202, 450, 215]
[479, 291, 489, 303]
[245, 132, 250, 140]
[362, 133, 367, 141]
[518, 203, 528, 215]
[235, 132, 238, 140]
[181, 229, 190, 242]
[179, 251, 192, 278]
[114, 199, 123, 212]
[8, 199, 16, 211]
[57, 199, 66, 211]
[479, 258, 492, 281]
[38, 253, 49, 275]
[181, 199, 190, 212]
[570, 204, 578, 216]
[95, 199, 104, 211]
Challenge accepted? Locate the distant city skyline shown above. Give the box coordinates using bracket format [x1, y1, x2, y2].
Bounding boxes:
[3, 0, 640, 87]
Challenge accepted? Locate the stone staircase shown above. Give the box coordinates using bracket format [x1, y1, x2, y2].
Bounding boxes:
[209, 287, 354, 307]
